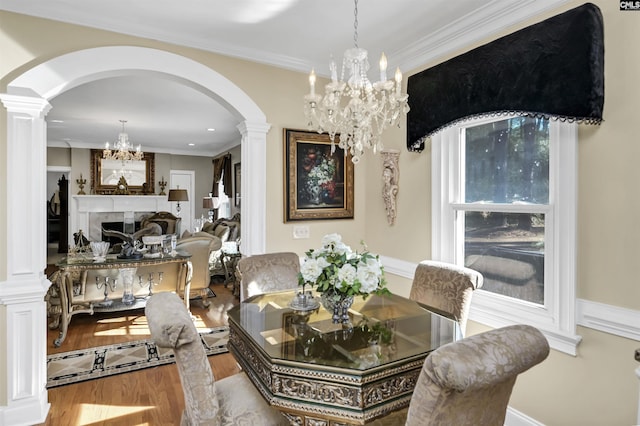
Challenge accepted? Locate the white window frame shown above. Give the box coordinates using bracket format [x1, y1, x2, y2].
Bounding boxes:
[431, 116, 582, 355]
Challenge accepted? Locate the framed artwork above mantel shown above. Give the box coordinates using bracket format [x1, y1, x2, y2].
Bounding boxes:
[90, 149, 155, 195]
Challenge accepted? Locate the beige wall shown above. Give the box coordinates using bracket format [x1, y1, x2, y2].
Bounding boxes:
[46, 147, 71, 167]
[2, 1, 640, 423]
[362, 1, 640, 424]
[47, 148, 218, 219]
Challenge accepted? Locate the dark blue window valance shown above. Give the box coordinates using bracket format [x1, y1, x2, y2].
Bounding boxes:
[407, 3, 604, 152]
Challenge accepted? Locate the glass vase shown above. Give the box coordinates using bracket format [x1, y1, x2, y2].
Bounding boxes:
[320, 291, 354, 324]
[120, 268, 136, 305]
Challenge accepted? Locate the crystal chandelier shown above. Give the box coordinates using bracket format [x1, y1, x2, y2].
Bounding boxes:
[103, 120, 143, 162]
[304, 0, 410, 164]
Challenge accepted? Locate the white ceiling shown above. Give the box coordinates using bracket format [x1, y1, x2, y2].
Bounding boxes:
[1, 0, 567, 157]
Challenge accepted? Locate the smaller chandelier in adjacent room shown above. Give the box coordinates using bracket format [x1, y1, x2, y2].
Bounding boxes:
[103, 120, 144, 162]
[304, 0, 410, 164]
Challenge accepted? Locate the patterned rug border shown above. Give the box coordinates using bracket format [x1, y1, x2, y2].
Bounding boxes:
[47, 325, 229, 388]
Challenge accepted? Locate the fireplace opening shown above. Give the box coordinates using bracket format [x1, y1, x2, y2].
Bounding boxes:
[101, 221, 141, 245]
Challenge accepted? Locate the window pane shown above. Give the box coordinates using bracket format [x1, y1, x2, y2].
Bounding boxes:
[465, 117, 549, 204]
[464, 211, 544, 304]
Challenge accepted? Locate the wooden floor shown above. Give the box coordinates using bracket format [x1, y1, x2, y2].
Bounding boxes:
[40, 280, 241, 426]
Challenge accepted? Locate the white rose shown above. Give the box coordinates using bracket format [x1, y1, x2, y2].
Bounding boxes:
[321, 233, 342, 249]
[357, 259, 382, 293]
[316, 257, 330, 269]
[338, 263, 357, 289]
[300, 258, 324, 283]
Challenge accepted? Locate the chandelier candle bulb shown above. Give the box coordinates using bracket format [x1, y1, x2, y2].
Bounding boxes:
[379, 52, 387, 82]
[330, 59, 338, 83]
[309, 69, 316, 96]
[395, 67, 402, 94]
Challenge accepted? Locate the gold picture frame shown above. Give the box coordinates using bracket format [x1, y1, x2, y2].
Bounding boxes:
[90, 149, 155, 195]
[284, 129, 354, 222]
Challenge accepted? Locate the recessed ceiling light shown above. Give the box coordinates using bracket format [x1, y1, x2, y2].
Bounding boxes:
[207, 128, 215, 132]
[50, 119, 64, 123]
[188, 143, 195, 146]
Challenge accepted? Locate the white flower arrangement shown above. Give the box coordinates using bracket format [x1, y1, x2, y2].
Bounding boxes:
[298, 233, 388, 298]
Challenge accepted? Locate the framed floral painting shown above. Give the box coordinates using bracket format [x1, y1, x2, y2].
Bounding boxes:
[284, 129, 354, 221]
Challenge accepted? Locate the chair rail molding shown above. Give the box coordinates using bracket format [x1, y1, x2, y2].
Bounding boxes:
[380, 255, 640, 344]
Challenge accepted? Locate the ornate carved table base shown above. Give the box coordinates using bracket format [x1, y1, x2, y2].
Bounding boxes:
[227, 291, 456, 425]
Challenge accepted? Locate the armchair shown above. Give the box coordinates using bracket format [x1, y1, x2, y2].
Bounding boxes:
[140, 211, 182, 236]
[201, 213, 240, 276]
[175, 232, 221, 307]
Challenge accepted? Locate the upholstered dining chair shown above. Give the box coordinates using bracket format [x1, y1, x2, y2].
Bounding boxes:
[410, 260, 483, 338]
[369, 324, 550, 426]
[406, 324, 550, 425]
[236, 252, 300, 302]
[145, 292, 289, 426]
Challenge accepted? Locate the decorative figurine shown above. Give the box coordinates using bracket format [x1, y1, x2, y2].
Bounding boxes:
[114, 176, 129, 195]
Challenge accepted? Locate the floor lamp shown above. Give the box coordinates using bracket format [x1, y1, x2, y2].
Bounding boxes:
[168, 188, 188, 216]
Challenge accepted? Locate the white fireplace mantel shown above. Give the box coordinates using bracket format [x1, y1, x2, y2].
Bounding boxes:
[71, 195, 171, 242]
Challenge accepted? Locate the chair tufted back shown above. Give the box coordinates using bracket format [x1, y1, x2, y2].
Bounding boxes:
[237, 252, 300, 302]
[410, 260, 483, 337]
[140, 211, 182, 235]
[406, 324, 550, 426]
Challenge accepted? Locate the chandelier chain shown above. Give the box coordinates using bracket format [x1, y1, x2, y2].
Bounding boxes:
[353, 0, 359, 48]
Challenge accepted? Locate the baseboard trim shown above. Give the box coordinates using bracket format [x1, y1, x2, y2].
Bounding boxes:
[505, 406, 545, 426]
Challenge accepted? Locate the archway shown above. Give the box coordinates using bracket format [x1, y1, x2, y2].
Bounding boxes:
[0, 46, 268, 422]
[9, 45, 268, 255]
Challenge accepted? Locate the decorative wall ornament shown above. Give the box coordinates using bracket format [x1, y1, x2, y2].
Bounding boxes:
[381, 150, 399, 226]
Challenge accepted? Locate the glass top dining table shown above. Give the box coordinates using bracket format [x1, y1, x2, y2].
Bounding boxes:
[227, 290, 456, 425]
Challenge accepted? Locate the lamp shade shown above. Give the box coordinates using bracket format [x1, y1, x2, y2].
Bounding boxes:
[168, 189, 188, 202]
[203, 196, 219, 209]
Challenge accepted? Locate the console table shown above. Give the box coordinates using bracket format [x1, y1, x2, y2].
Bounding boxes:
[227, 290, 456, 425]
[48, 251, 192, 347]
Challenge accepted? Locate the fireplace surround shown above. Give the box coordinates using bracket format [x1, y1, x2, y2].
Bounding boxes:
[71, 195, 171, 244]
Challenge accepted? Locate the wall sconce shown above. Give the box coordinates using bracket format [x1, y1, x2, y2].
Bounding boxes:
[381, 149, 400, 226]
[202, 193, 220, 222]
[168, 188, 188, 215]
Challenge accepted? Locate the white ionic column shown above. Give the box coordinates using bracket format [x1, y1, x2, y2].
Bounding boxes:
[0, 92, 52, 425]
[237, 120, 270, 257]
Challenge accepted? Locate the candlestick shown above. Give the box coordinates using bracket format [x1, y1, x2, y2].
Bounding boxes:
[76, 173, 87, 195]
[158, 176, 167, 196]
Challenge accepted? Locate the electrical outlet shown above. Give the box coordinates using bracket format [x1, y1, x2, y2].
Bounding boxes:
[293, 225, 310, 239]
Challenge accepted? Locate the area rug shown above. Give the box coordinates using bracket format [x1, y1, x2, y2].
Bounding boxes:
[47, 326, 229, 388]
